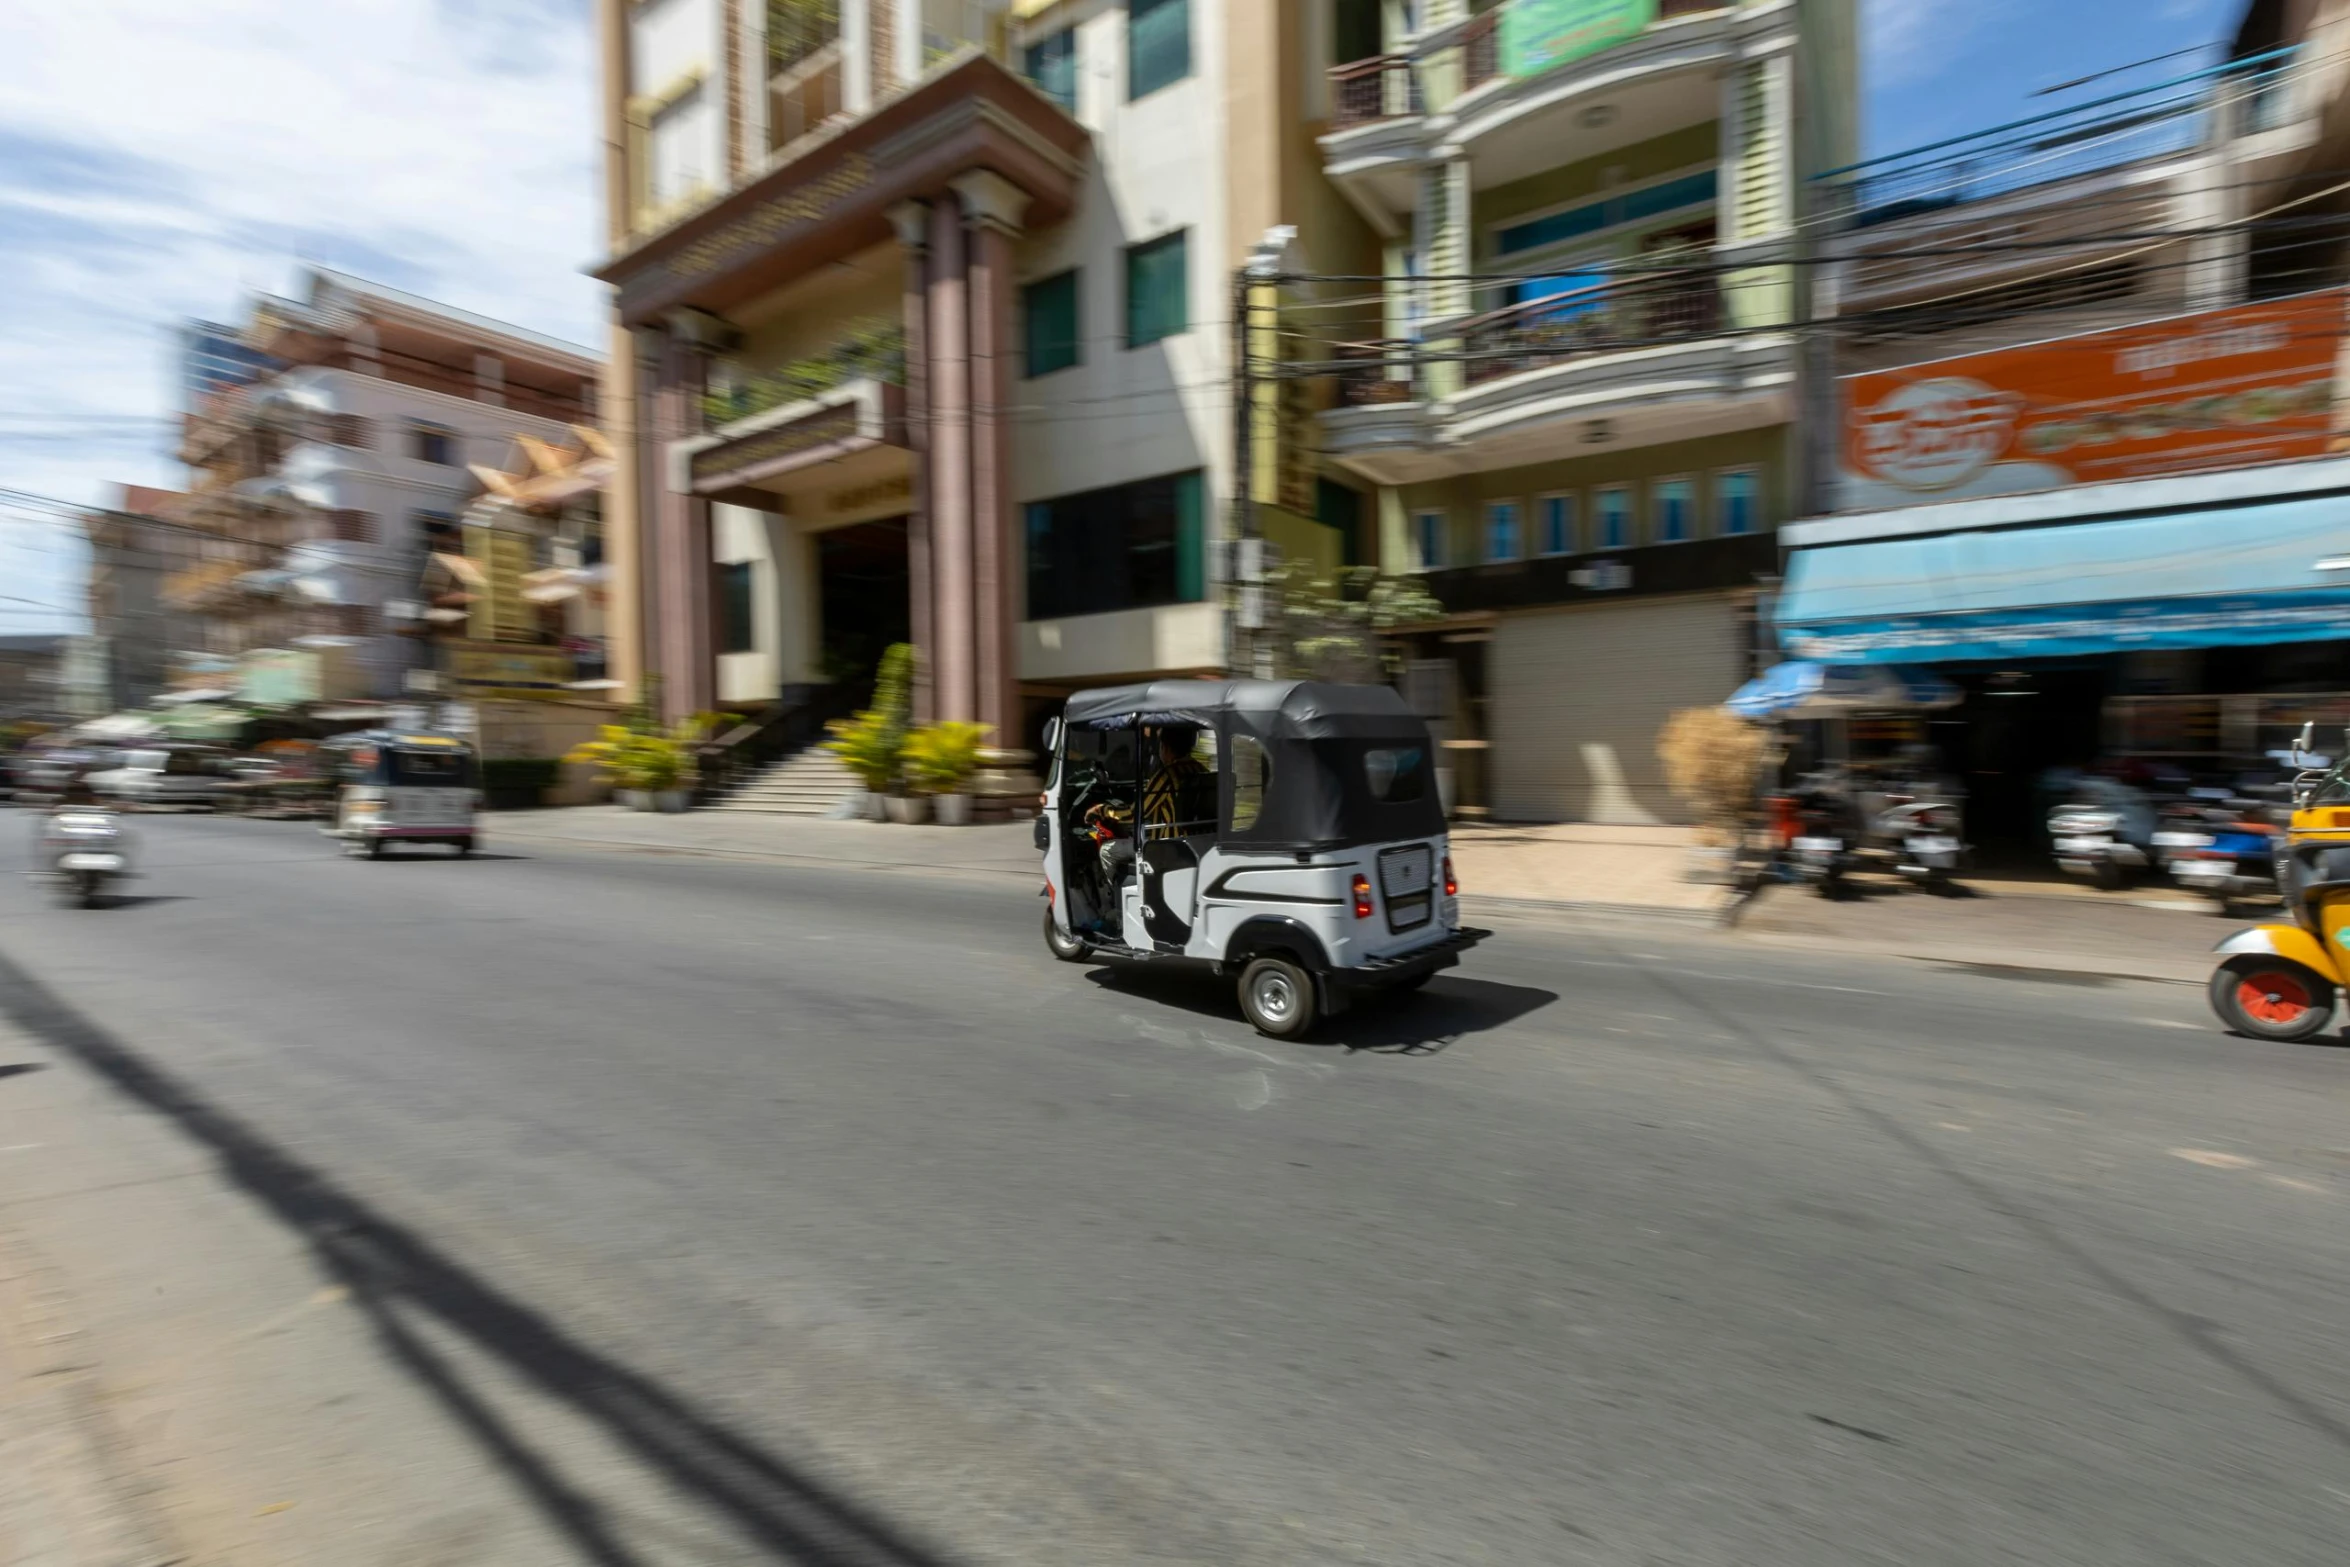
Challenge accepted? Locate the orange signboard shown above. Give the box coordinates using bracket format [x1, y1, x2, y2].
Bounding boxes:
[1841, 288, 2350, 507]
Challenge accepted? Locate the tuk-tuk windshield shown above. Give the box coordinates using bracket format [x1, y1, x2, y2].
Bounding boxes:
[388, 747, 477, 788]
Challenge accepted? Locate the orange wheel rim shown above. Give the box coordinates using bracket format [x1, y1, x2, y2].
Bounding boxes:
[2237, 970, 2313, 1024]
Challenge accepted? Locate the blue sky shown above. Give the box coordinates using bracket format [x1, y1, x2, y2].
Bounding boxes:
[0, 0, 2264, 636]
[1865, 0, 2248, 157]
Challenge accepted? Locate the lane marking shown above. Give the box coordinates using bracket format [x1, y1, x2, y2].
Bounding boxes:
[2171, 1148, 2257, 1169]
[2134, 1018, 2203, 1031]
[2265, 1175, 2328, 1195]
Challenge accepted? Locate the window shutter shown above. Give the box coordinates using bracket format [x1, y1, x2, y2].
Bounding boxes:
[327, 509, 375, 543]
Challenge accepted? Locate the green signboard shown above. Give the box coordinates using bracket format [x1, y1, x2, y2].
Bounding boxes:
[1501, 0, 1657, 79]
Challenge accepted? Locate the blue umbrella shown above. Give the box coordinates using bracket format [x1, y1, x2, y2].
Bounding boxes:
[1726, 661, 1962, 720]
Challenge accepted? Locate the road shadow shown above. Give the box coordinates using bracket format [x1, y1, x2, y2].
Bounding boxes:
[0, 947, 967, 1567]
[359, 849, 533, 863]
[0, 1062, 43, 1081]
[101, 894, 193, 910]
[1082, 966, 1554, 1055]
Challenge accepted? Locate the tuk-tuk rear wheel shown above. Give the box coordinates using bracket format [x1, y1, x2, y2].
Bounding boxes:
[2210, 956, 2336, 1042]
[1043, 906, 1088, 962]
[1239, 956, 1318, 1039]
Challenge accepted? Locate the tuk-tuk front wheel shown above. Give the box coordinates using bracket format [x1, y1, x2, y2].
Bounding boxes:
[1239, 956, 1319, 1039]
[1043, 907, 1088, 963]
[2210, 956, 2337, 1042]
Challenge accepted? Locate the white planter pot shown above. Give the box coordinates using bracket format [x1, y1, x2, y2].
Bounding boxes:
[931, 792, 973, 826]
[862, 790, 888, 821]
[883, 793, 931, 825]
[617, 789, 651, 811]
[654, 789, 689, 814]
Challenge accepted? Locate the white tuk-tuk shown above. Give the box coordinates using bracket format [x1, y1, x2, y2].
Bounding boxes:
[319, 729, 480, 858]
[1038, 680, 1487, 1037]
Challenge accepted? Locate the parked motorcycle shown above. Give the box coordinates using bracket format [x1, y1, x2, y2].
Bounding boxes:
[1788, 772, 1863, 898]
[1874, 798, 1967, 888]
[36, 808, 129, 908]
[2048, 774, 2158, 891]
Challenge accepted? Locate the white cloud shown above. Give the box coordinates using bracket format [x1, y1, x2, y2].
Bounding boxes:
[0, 0, 603, 631]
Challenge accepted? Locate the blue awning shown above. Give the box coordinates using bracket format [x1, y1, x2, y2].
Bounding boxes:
[1778, 493, 2350, 664]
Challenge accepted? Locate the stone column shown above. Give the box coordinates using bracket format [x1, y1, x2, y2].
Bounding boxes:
[926, 193, 975, 723]
[654, 331, 714, 719]
[889, 199, 935, 721]
[952, 170, 1030, 752]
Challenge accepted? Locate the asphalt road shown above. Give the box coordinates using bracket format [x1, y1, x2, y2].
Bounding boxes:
[1, 811, 2346, 1566]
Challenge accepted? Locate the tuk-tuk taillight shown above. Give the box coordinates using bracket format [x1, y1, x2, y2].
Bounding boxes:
[1442, 856, 1458, 897]
[1351, 874, 1374, 920]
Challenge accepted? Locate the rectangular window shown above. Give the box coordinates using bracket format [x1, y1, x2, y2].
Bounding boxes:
[1128, 0, 1191, 99]
[718, 561, 755, 655]
[1652, 477, 1695, 544]
[1026, 27, 1079, 112]
[1493, 169, 1719, 258]
[326, 509, 375, 543]
[1125, 230, 1189, 347]
[1717, 467, 1759, 537]
[1023, 269, 1081, 377]
[1025, 469, 1204, 621]
[413, 509, 460, 549]
[1594, 486, 1631, 550]
[410, 423, 456, 465]
[1228, 732, 1269, 830]
[1413, 509, 1447, 570]
[1483, 499, 1521, 563]
[649, 84, 707, 209]
[1537, 493, 1576, 556]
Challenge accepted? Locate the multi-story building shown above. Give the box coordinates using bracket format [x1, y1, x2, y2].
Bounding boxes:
[1773, 19, 2350, 846]
[170, 269, 603, 701]
[593, 0, 1383, 771]
[82, 485, 211, 712]
[1305, 0, 1857, 822]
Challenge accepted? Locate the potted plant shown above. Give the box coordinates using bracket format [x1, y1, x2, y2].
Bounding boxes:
[566, 714, 714, 812]
[903, 720, 989, 825]
[1657, 705, 1769, 883]
[823, 642, 914, 819]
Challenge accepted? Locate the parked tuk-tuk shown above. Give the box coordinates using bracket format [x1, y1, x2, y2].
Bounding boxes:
[1038, 680, 1487, 1038]
[319, 729, 480, 858]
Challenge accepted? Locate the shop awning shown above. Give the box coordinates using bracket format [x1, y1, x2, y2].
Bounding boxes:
[1778, 491, 2350, 664]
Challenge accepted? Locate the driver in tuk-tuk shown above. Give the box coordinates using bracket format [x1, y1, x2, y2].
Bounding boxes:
[1087, 723, 1208, 884]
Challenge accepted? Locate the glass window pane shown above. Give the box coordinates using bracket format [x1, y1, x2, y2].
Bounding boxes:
[1125, 230, 1188, 347]
[1484, 500, 1520, 562]
[1539, 495, 1576, 555]
[720, 560, 756, 653]
[1129, 0, 1191, 99]
[1229, 732, 1269, 830]
[1025, 29, 1078, 112]
[1025, 470, 1207, 620]
[1653, 479, 1694, 544]
[1718, 469, 1758, 536]
[1595, 488, 1630, 550]
[1363, 745, 1428, 803]
[1414, 509, 1446, 569]
[1023, 269, 1080, 376]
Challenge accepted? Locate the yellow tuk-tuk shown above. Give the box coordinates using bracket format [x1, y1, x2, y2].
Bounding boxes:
[2210, 722, 2350, 1040]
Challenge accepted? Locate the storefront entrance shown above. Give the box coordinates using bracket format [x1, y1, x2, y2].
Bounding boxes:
[817, 516, 910, 684]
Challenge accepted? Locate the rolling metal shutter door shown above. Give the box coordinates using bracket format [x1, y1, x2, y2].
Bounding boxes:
[1491, 595, 1746, 823]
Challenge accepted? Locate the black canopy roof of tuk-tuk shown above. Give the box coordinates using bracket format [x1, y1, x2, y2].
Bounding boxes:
[1063, 680, 1424, 741]
[1062, 681, 1445, 850]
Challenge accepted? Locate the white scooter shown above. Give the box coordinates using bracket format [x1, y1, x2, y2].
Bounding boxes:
[36, 808, 131, 908]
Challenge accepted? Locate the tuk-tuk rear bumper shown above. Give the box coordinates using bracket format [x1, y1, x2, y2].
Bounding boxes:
[1329, 926, 1491, 1000]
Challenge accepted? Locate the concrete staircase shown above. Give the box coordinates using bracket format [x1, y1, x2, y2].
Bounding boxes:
[709, 744, 858, 816]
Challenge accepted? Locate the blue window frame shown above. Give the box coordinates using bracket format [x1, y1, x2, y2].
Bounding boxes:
[1594, 486, 1631, 550]
[1125, 230, 1189, 347]
[1413, 509, 1446, 570]
[1026, 28, 1078, 112]
[1129, 0, 1191, 99]
[1484, 500, 1521, 563]
[1494, 169, 1719, 258]
[1023, 269, 1080, 377]
[1653, 478, 1696, 544]
[1717, 468, 1759, 536]
[1537, 494, 1575, 556]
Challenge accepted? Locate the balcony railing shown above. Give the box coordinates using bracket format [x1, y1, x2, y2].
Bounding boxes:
[1332, 340, 1422, 406]
[768, 0, 840, 78]
[703, 318, 905, 431]
[1462, 10, 1500, 93]
[1328, 54, 1421, 129]
[1459, 272, 1721, 386]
